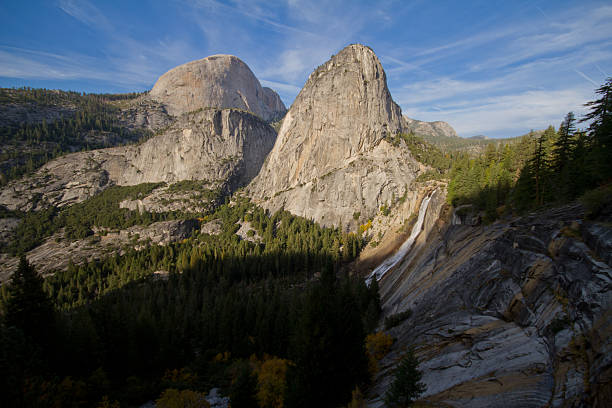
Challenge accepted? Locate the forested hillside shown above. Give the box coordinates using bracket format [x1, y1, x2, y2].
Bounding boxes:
[447, 78, 612, 222]
[0, 88, 152, 185]
[0, 196, 379, 407]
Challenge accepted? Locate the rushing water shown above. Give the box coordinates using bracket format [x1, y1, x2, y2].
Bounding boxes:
[365, 191, 434, 286]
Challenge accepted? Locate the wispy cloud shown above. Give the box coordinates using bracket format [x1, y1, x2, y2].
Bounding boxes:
[57, 0, 112, 31]
[405, 88, 593, 137]
[391, 3, 612, 136]
[189, 0, 321, 37]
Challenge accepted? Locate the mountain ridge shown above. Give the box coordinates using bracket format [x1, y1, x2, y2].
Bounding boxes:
[248, 43, 426, 230]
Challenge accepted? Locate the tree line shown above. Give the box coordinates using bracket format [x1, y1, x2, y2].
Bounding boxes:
[447, 78, 612, 221]
[0, 87, 151, 185]
[0, 197, 384, 407]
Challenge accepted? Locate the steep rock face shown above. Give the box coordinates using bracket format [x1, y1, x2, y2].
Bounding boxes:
[367, 204, 612, 407]
[402, 116, 458, 140]
[149, 55, 286, 121]
[262, 87, 286, 121]
[118, 97, 173, 131]
[0, 109, 276, 211]
[249, 44, 422, 229]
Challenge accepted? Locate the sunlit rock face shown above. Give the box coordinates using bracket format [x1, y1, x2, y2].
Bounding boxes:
[248, 44, 425, 230]
[368, 203, 612, 407]
[0, 108, 277, 211]
[150, 54, 286, 121]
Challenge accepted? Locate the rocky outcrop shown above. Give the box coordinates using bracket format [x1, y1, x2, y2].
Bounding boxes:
[402, 116, 458, 140]
[118, 97, 173, 131]
[0, 108, 276, 211]
[0, 103, 75, 128]
[367, 203, 612, 407]
[149, 55, 286, 121]
[262, 87, 286, 121]
[0, 219, 198, 281]
[248, 44, 424, 230]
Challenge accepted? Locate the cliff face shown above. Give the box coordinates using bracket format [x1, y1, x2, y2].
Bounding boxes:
[367, 202, 612, 407]
[0, 109, 276, 211]
[248, 44, 424, 229]
[149, 55, 286, 121]
[402, 116, 458, 140]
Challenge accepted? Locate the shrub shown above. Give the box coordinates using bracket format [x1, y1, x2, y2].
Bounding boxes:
[366, 332, 394, 376]
[580, 184, 612, 219]
[384, 310, 413, 330]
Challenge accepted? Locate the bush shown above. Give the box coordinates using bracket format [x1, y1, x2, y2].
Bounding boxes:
[580, 184, 612, 219]
[366, 332, 394, 376]
[384, 310, 413, 330]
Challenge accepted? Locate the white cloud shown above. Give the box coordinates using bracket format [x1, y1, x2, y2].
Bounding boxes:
[57, 0, 112, 31]
[405, 88, 593, 137]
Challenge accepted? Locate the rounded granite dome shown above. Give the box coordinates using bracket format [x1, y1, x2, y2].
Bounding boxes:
[150, 54, 285, 121]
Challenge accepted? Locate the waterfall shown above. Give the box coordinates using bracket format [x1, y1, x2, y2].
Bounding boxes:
[366, 191, 434, 286]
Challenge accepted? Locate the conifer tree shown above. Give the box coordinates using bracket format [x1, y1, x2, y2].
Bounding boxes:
[384, 349, 426, 408]
[582, 78, 612, 182]
[5, 257, 55, 345]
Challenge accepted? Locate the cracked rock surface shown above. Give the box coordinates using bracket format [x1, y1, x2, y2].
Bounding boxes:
[369, 203, 612, 407]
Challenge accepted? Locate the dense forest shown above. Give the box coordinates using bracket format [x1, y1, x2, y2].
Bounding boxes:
[447, 78, 612, 222]
[0, 87, 151, 185]
[0, 197, 383, 407]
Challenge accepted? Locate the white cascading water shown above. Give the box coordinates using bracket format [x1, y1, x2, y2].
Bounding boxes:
[366, 191, 434, 286]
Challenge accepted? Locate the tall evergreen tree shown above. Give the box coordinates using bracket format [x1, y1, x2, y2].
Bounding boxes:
[554, 112, 576, 172]
[5, 257, 55, 345]
[384, 349, 426, 408]
[581, 78, 612, 182]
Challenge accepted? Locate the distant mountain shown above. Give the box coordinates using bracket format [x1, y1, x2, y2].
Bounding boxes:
[402, 116, 458, 140]
[467, 134, 488, 140]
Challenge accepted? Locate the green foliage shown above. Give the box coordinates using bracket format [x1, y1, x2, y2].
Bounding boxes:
[0, 87, 151, 184]
[0, 197, 379, 406]
[581, 78, 612, 183]
[384, 349, 426, 408]
[386, 132, 453, 176]
[7, 206, 58, 254]
[447, 137, 527, 221]
[384, 309, 413, 330]
[4, 257, 55, 343]
[287, 272, 370, 407]
[380, 203, 391, 216]
[6, 183, 174, 255]
[447, 78, 612, 219]
[166, 180, 222, 202]
[0, 204, 22, 219]
[580, 184, 612, 219]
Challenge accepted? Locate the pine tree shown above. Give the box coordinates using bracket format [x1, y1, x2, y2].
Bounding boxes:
[554, 112, 576, 172]
[5, 257, 55, 345]
[384, 349, 426, 407]
[582, 78, 612, 182]
[531, 134, 547, 206]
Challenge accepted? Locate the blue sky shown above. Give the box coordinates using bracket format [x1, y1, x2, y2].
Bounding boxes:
[0, 0, 610, 138]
